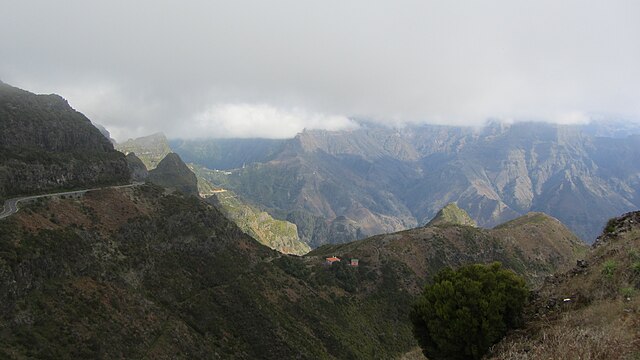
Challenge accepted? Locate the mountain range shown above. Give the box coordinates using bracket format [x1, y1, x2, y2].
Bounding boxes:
[172, 121, 640, 246]
[2, 82, 639, 358]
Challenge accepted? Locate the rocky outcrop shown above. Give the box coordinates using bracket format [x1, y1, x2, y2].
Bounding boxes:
[125, 153, 148, 181]
[0, 82, 130, 199]
[148, 153, 198, 196]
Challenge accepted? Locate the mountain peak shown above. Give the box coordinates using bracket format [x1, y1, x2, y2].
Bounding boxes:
[426, 203, 477, 227]
[147, 152, 198, 196]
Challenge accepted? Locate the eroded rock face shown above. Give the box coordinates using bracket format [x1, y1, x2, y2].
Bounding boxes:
[0, 82, 130, 199]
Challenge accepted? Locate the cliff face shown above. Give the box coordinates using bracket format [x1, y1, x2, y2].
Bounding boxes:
[0, 82, 130, 199]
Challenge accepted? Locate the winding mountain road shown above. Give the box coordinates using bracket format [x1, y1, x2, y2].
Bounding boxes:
[0, 182, 143, 220]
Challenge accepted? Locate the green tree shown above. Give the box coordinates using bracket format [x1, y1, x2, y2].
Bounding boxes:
[410, 262, 528, 360]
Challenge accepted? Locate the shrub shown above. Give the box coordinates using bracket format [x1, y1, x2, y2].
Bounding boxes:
[620, 287, 635, 299]
[410, 262, 528, 360]
[602, 260, 617, 278]
[604, 218, 617, 234]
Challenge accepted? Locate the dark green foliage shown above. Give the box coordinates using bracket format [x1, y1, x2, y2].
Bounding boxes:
[273, 255, 310, 279]
[605, 218, 618, 234]
[411, 262, 528, 360]
[602, 259, 617, 278]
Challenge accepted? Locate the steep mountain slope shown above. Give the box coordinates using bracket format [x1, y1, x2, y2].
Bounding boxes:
[189, 163, 310, 255]
[488, 211, 640, 359]
[0, 82, 130, 200]
[180, 122, 640, 245]
[116, 133, 171, 170]
[148, 153, 199, 196]
[206, 189, 310, 255]
[0, 186, 586, 359]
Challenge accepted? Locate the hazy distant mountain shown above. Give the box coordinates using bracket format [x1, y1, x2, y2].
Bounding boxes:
[170, 138, 286, 170]
[175, 121, 640, 244]
[116, 133, 171, 170]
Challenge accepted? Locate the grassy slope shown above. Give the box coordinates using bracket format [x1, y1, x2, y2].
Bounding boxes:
[488, 212, 640, 359]
[309, 212, 587, 288]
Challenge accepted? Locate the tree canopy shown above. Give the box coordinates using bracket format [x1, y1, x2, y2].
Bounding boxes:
[411, 262, 528, 360]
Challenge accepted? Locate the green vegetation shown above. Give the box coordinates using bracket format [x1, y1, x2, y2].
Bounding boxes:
[426, 203, 477, 227]
[207, 188, 310, 255]
[602, 259, 617, 278]
[411, 262, 528, 360]
[488, 212, 640, 359]
[604, 218, 618, 234]
[620, 287, 635, 299]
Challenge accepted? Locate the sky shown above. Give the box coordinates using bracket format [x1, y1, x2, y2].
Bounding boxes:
[1, 0, 640, 141]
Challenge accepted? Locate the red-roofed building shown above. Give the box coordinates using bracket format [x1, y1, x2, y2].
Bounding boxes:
[325, 256, 341, 265]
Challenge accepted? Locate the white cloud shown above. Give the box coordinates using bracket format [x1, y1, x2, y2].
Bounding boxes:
[180, 104, 358, 139]
[1, 0, 640, 139]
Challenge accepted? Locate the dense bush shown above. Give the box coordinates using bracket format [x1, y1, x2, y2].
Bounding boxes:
[411, 262, 528, 360]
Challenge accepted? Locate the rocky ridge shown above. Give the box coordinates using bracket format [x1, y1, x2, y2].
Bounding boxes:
[0, 82, 130, 200]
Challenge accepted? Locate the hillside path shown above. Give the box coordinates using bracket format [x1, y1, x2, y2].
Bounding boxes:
[0, 182, 143, 220]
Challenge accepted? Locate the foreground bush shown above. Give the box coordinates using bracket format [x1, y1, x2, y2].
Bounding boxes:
[411, 262, 528, 360]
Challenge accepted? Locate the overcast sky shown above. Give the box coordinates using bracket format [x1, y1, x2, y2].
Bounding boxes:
[2, 1, 639, 141]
